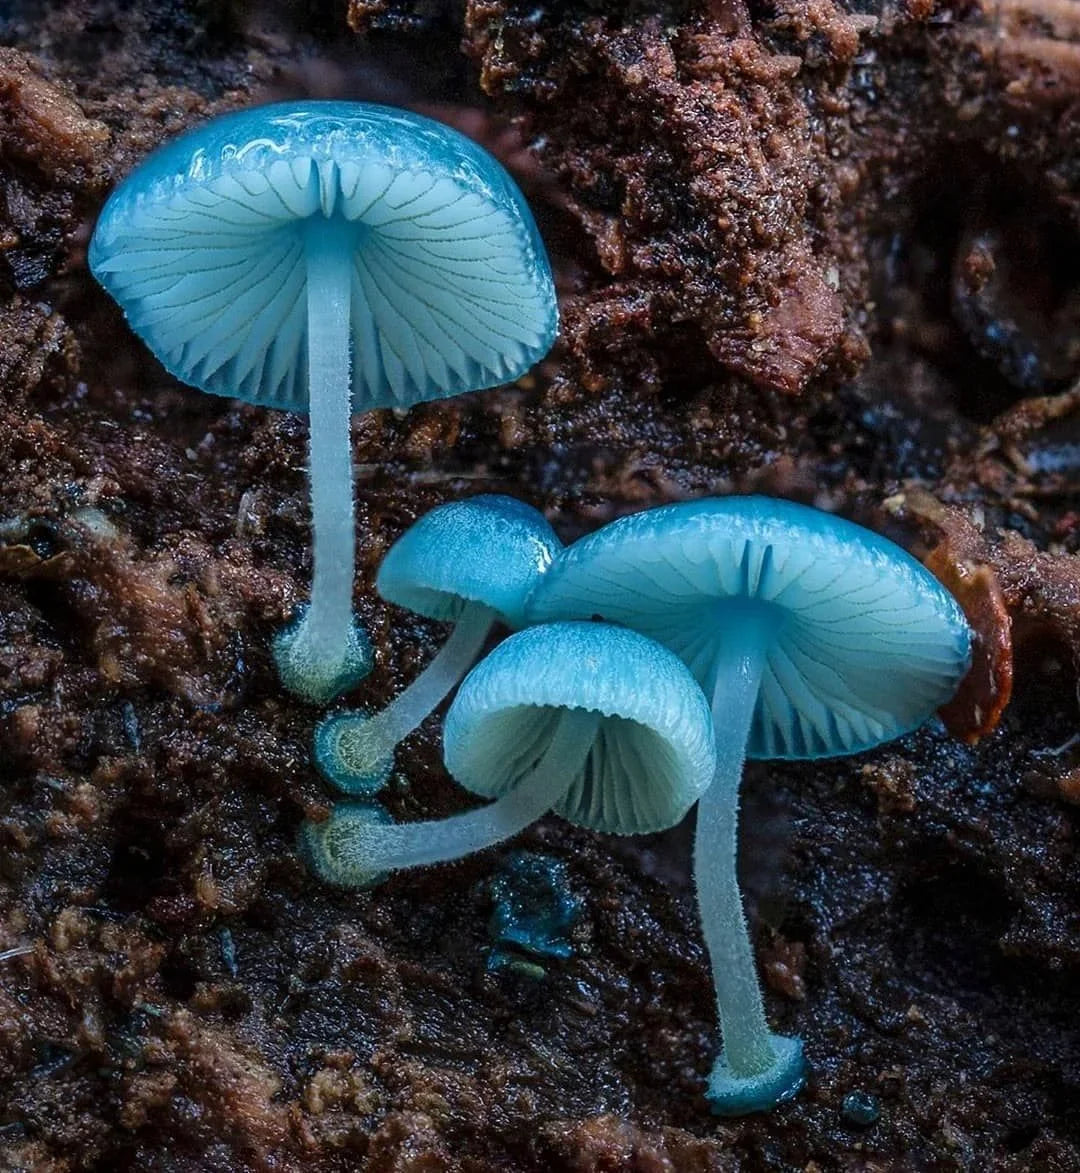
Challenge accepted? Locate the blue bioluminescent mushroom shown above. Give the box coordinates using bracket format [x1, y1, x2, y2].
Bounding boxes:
[299, 622, 716, 886]
[314, 494, 560, 793]
[89, 102, 558, 704]
[527, 496, 972, 1115]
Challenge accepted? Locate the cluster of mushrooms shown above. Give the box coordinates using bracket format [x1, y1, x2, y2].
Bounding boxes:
[305, 492, 973, 1114]
[89, 101, 973, 1116]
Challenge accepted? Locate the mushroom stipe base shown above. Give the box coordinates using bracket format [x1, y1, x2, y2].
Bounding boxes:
[315, 603, 498, 794]
[298, 801, 393, 889]
[706, 1034, 806, 1116]
[314, 711, 395, 795]
[273, 609, 373, 705]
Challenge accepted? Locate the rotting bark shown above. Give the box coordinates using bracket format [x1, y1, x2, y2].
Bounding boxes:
[1, 1, 1079, 1170]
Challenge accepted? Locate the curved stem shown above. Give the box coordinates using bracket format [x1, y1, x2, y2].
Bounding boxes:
[305, 217, 356, 668]
[695, 611, 776, 1076]
[323, 706, 600, 875]
[315, 604, 496, 791]
[370, 603, 496, 748]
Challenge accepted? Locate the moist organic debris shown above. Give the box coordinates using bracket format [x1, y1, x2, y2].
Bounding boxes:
[1, 0, 1079, 1169]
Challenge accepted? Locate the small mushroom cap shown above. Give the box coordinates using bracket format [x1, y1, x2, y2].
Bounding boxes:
[376, 494, 561, 629]
[527, 497, 972, 760]
[89, 101, 557, 412]
[443, 621, 715, 835]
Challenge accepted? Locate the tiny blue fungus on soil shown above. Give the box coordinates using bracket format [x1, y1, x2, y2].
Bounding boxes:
[315, 495, 560, 794]
[842, 1090, 882, 1127]
[90, 101, 558, 704]
[528, 495, 973, 1114]
[299, 622, 715, 885]
[486, 851, 582, 974]
[218, 927, 238, 978]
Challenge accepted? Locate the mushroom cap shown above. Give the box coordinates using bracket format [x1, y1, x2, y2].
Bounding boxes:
[89, 101, 557, 413]
[526, 497, 972, 760]
[376, 494, 561, 629]
[443, 621, 716, 835]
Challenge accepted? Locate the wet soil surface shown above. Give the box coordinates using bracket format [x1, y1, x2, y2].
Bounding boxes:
[1, 0, 1079, 1169]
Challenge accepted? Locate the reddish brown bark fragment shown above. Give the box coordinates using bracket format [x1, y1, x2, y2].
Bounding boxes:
[890, 484, 1080, 740]
[0, 49, 109, 183]
[925, 540, 1015, 745]
[891, 489, 1014, 742]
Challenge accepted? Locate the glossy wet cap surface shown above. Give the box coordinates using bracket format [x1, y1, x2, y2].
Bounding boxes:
[376, 494, 561, 628]
[90, 101, 558, 413]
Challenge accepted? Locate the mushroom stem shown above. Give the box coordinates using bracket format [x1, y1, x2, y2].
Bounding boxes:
[311, 705, 600, 878]
[306, 217, 357, 670]
[315, 603, 497, 793]
[273, 217, 371, 702]
[696, 607, 805, 1114]
[698, 618, 773, 1068]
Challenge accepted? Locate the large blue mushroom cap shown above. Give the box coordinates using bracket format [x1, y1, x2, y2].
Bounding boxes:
[444, 622, 716, 835]
[89, 101, 558, 412]
[526, 496, 973, 760]
[376, 494, 561, 629]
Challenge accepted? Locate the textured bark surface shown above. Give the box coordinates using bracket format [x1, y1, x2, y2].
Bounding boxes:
[1, 1, 1079, 1169]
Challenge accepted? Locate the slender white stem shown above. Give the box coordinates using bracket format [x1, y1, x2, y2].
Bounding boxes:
[695, 611, 776, 1077]
[367, 604, 495, 749]
[305, 217, 355, 667]
[324, 707, 600, 874]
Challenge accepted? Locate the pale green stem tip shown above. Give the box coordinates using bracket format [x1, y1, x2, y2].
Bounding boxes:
[314, 711, 394, 795]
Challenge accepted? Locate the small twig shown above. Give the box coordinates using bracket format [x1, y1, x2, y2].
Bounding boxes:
[1033, 731, 1080, 758]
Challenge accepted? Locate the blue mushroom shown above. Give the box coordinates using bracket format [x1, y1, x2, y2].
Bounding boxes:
[527, 496, 972, 1114]
[300, 622, 715, 885]
[89, 102, 558, 704]
[314, 494, 561, 793]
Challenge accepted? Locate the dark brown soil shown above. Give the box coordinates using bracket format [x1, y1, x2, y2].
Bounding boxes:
[1, 1, 1079, 1169]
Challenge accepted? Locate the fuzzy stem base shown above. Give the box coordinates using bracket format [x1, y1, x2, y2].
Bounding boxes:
[311, 706, 599, 882]
[315, 604, 495, 793]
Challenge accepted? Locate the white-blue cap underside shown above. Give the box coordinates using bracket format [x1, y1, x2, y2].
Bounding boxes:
[89, 103, 558, 412]
[526, 498, 973, 760]
[444, 623, 715, 835]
